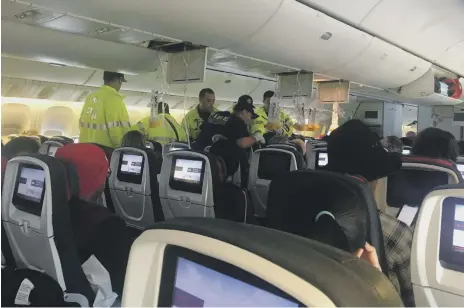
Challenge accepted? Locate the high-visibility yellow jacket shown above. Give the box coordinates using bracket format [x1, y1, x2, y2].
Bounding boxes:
[254, 106, 294, 137]
[181, 105, 218, 141]
[133, 113, 187, 145]
[79, 85, 131, 148]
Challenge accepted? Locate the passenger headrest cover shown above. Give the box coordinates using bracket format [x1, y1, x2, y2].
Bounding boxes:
[267, 170, 367, 253]
[56, 144, 108, 200]
[326, 119, 402, 181]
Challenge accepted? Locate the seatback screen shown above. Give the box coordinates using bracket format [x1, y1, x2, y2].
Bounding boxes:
[117, 153, 145, 184]
[120, 154, 143, 175]
[453, 204, 464, 253]
[402, 149, 410, 155]
[258, 152, 291, 181]
[169, 157, 205, 194]
[48, 146, 59, 157]
[12, 164, 46, 216]
[457, 164, 464, 177]
[158, 246, 300, 307]
[440, 197, 464, 272]
[316, 152, 328, 169]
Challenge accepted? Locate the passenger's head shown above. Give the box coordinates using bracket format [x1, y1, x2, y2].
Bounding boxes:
[381, 136, 403, 153]
[103, 71, 127, 92]
[157, 102, 169, 115]
[2, 136, 40, 160]
[326, 119, 402, 183]
[55, 144, 109, 202]
[198, 88, 215, 113]
[406, 131, 416, 138]
[237, 94, 253, 106]
[121, 130, 146, 149]
[412, 127, 459, 162]
[233, 100, 258, 125]
[263, 90, 275, 110]
[38, 135, 49, 145]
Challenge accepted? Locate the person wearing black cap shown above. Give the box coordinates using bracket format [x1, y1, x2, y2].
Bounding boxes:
[193, 99, 263, 151]
[325, 119, 414, 307]
[79, 71, 131, 148]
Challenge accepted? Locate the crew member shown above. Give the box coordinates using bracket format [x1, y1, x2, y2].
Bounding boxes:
[181, 88, 217, 141]
[254, 90, 297, 137]
[134, 102, 187, 144]
[194, 100, 264, 151]
[79, 71, 130, 148]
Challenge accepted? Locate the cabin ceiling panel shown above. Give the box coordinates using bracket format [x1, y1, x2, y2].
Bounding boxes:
[232, 0, 373, 74]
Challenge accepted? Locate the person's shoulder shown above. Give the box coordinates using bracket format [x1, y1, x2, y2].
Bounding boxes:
[184, 106, 199, 118]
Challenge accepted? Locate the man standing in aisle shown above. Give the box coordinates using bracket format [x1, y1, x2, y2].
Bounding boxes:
[79, 71, 131, 148]
[254, 90, 296, 138]
[181, 88, 217, 141]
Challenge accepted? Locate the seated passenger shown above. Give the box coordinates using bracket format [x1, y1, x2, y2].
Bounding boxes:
[55, 144, 132, 296]
[121, 130, 146, 149]
[412, 127, 459, 162]
[133, 102, 187, 145]
[268, 134, 306, 155]
[2, 136, 40, 160]
[381, 136, 403, 153]
[325, 119, 414, 307]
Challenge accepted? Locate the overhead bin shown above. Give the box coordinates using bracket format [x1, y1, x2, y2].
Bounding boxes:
[233, 0, 431, 89]
[300, 0, 464, 76]
[21, 0, 435, 90]
[1, 21, 160, 74]
[325, 38, 431, 89]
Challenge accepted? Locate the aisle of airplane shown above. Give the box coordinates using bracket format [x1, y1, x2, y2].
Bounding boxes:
[2, 0, 464, 307]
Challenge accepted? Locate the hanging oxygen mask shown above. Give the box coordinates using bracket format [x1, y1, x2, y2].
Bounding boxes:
[149, 91, 161, 128]
[293, 96, 320, 132]
[265, 94, 282, 132]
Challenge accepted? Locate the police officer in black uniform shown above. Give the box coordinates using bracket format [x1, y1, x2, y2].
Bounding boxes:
[193, 97, 264, 151]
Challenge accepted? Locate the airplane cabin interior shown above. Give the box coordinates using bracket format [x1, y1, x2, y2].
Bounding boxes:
[1, 0, 464, 307]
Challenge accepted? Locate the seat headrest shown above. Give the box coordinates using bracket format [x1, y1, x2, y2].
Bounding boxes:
[124, 218, 403, 307]
[401, 155, 456, 168]
[257, 150, 294, 181]
[267, 170, 368, 253]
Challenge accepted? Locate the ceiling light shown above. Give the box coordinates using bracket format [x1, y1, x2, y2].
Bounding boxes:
[320, 32, 332, 40]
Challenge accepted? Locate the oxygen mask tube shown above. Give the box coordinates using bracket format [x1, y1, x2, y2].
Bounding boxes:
[149, 91, 160, 128]
[267, 75, 282, 132]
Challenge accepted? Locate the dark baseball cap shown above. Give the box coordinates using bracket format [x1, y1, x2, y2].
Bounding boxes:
[237, 94, 253, 105]
[103, 71, 127, 83]
[233, 100, 258, 119]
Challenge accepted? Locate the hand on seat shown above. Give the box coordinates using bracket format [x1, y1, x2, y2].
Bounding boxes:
[355, 242, 382, 272]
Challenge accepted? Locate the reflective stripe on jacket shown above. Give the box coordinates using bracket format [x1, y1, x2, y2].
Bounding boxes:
[79, 85, 131, 148]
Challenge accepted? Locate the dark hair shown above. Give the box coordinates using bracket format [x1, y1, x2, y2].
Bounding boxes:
[412, 127, 459, 162]
[400, 137, 414, 147]
[121, 130, 146, 149]
[157, 102, 169, 114]
[199, 88, 215, 99]
[308, 215, 351, 252]
[263, 90, 275, 100]
[383, 136, 403, 153]
[3, 136, 40, 160]
[38, 135, 49, 145]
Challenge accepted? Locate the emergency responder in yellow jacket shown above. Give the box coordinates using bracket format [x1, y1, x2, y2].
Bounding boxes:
[79, 71, 131, 148]
[181, 88, 218, 141]
[254, 90, 295, 137]
[133, 102, 187, 145]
